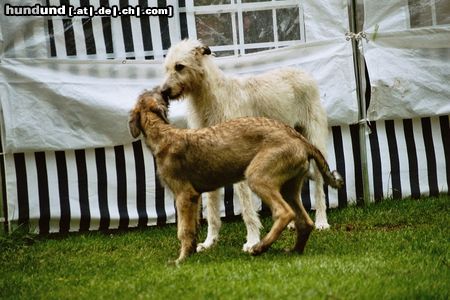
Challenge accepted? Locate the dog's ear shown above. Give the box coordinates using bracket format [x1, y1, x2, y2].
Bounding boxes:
[129, 107, 142, 138]
[149, 102, 170, 124]
[195, 45, 211, 56]
[202, 46, 211, 55]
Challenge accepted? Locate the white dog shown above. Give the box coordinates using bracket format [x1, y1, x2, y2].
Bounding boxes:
[161, 39, 330, 252]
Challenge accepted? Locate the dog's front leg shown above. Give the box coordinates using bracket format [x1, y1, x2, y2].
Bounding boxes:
[175, 192, 200, 264]
[197, 190, 221, 252]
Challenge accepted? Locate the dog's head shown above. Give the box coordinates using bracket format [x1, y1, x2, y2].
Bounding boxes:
[129, 87, 170, 138]
[161, 39, 212, 99]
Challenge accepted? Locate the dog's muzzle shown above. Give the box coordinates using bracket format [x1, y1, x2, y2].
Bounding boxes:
[161, 86, 172, 99]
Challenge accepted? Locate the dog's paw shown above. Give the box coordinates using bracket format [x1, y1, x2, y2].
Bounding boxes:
[242, 239, 259, 253]
[196, 243, 209, 252]
[249, 247, 262, 256]
[315, 221, 330, 230]
[287, 221, 296, 231]
[249, 242, 268, 256]
[167, 259, 181, 267]
[196, 241, 215, 252]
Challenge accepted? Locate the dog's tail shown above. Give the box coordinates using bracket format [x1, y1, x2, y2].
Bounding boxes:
[307, 144, 344, 190]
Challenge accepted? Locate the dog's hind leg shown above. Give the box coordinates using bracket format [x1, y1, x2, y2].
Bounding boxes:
[197, 190, 222, 252]
[281, 176, 315, 253]
[310, 163, 329, 229]
[296, 102, 330, 230]
[246, 170, 295, 255]
[304, 123, 330, 230]
[236, 182, 262, 252]
[248, 186, 295, 255]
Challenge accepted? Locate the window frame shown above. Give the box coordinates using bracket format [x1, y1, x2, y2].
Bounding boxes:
[181, 0, 305, 56]
[407, 0, 450, 29]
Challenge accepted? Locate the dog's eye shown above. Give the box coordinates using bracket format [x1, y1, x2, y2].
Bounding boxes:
[175, 64, 185, 72]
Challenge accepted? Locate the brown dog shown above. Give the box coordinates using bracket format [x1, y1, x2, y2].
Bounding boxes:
[129, 87, 344, 264]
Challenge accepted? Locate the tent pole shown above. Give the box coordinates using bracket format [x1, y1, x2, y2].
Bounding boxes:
[0, 137, 7, 233]
[348, 0, 371, 206]
[0, 99, 8, 232]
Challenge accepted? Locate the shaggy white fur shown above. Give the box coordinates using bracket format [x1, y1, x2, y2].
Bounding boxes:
[162, 39, 330, 252]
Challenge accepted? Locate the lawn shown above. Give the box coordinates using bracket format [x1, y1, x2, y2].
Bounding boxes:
[1, 195, 449, 299]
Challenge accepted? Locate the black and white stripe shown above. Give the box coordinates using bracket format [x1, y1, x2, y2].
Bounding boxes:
[366, 116, 449, 202]
[5, 141, 177, 233]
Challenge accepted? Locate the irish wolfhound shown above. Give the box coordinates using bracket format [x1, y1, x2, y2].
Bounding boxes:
[129, 88, 343, 264]
[161, 39, 331, 253]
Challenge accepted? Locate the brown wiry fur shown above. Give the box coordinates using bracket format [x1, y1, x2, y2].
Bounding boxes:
[129, 87, 344, 264]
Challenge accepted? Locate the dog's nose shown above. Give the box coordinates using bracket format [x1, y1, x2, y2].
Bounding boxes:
[161, 86, 171, 98]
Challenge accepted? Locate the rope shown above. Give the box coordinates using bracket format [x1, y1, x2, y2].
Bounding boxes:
[358, 118, 372, 135]
[345, 31, 369, 43]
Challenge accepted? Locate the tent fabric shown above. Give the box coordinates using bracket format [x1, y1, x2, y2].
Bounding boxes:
[364, 28, 450, 121]
[0, 41, 358, 153]
[362, 1, 450, 121]
[1, 0, 449, 232]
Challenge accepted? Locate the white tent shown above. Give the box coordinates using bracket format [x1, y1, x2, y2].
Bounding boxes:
[0, 0, 448, 233]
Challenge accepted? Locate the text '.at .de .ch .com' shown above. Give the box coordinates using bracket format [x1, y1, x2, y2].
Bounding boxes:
[4, 3, 174, 18]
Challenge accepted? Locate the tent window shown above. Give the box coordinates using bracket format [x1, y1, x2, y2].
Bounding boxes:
[435, 0, 450, 25]
[408, 0, 450, 28]
[47, 0, 176, 60]
[183, 0, 304, 57]
[45, 0, 304, 59]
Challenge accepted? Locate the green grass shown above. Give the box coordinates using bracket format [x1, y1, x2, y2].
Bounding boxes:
[1, 195, 449, 299]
